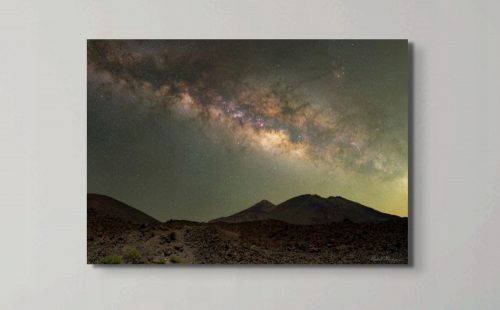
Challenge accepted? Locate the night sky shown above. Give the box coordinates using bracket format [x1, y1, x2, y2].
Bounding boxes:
[87, 40, 408, 222]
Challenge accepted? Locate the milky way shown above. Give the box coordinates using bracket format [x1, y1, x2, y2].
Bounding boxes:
[87, 40, 408, 221]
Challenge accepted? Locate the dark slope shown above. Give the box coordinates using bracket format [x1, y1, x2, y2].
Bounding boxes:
[270, 194, 400, 224]
[87, 193, 159, 226]
[210, 200, 276, 223]
[211, 194, 400, 225]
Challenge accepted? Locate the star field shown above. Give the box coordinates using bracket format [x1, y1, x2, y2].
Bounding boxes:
[88, 40, 408, 221]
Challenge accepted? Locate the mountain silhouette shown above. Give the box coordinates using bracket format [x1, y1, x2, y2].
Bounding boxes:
[209, 200, 276, 223]
[87, 193, 159, 226]
[211, 194, 400, 225]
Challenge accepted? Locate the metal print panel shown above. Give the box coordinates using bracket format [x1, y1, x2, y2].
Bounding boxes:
[87, 40, 408, 264]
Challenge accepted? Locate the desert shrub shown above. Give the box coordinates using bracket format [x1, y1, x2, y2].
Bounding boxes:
[122, 246, 141, 263]
[101, 254, 123, 264]
[152, 257, 166, 264]
[169, 255, 182, 264]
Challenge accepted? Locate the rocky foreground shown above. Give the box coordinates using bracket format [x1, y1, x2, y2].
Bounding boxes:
[88, 218, 407, 265]
[88, 193, 407, 264]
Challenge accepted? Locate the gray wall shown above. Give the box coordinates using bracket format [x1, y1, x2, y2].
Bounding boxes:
[1, 0, 499, 308]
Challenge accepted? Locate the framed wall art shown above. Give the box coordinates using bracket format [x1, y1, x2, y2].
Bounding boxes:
[87, 40, 408, 264]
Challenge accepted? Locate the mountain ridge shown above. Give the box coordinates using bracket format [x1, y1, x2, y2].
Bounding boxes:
[211, 194, 401, 225]
[88, 193, 402, 226]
